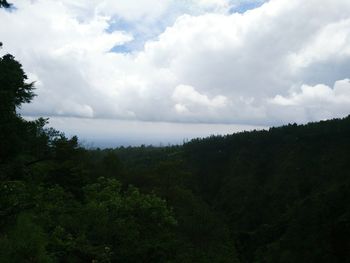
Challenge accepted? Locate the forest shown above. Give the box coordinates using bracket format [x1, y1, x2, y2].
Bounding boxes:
[1, 48, 350, 263]
[1, 3, 350, 262]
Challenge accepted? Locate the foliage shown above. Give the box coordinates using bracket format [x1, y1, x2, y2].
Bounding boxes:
[0, 0, 10, 9]
[0, 54, 35, 115]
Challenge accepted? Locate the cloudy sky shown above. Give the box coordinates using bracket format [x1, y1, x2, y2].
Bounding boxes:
[1, 0, 350, 146]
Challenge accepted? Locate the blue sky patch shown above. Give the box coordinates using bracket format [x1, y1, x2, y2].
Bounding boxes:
[230, 1, 266, 14]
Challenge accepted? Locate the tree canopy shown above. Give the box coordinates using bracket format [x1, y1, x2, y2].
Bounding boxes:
[0, 54, 35, 116]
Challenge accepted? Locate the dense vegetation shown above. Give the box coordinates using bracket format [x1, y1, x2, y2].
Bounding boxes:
[109, 117, 350, 262]
[1, 5, 350, 261]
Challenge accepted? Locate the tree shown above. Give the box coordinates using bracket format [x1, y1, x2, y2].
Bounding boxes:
[80, 177, 177, 262]
[0, 213, 52, 263]
[0, 0, 11, 8]
[0, 52, 36, 176]
[0, 54, 35, 118]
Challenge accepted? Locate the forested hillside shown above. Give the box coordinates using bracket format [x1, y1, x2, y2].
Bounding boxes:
[111, 117, 350, 263]
[1, 4, 350, 260]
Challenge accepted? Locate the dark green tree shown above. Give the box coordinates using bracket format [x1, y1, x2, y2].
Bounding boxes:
[0, 54, 35, 118]
[0, 0, 11, 8]
[0, 48, 39, 179]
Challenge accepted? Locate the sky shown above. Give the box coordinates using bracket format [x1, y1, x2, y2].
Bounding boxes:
[1, 0, 350, 147]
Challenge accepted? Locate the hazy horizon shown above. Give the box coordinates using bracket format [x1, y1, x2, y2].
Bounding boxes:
[40, 116, 267, 148]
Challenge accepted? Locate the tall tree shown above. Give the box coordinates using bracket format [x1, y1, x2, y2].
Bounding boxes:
[0, 54, 35, 118]
[0, 48, 36, 179]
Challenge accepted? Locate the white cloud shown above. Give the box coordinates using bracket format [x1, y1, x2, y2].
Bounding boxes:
[195, 0, 231, 12]
[288, 19, 350, 71]
[1, 0, 350, 129]
[268, 79, 350, 122]
[96, 0, 172, 22]
[173, 84, 228, 108]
